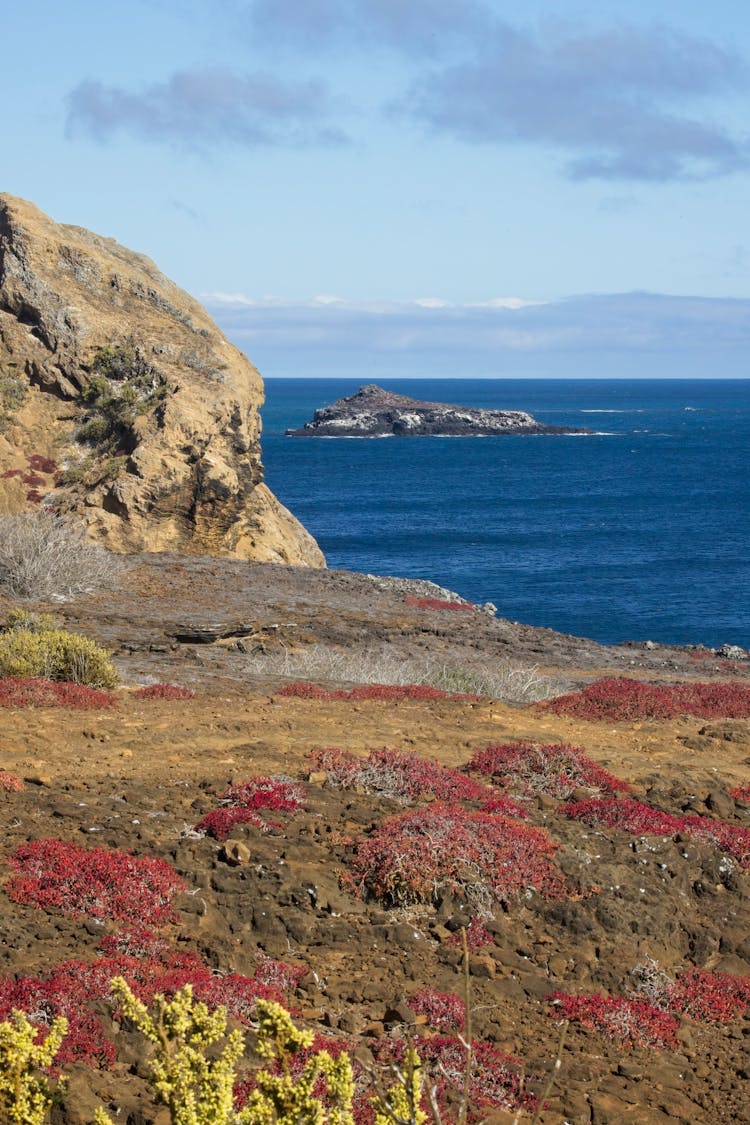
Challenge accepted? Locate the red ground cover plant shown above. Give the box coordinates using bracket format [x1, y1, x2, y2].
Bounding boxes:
[446, 917, 494, 951]
[407, 987, 465, 1033]
[0, 677, 116, 709]
[468, 741, 630, 799]
[375, 1036, 535, 1117]
[0, 468, 21, 479]
[0, 937, 294, 1067]
[564, 797, 750, 867]
[0, 770, 23, 792]
[669, 968, 750, 1023]
[404, 596, 476, 612]
[730, 783, 750, 802]
[545, 677, 750, 721]
[132, 682, 195, 700]
[194, 775, 306, 840]
[6, 838, 186, 924]
[311, 746, 493, 804]
[277, 682, 480, 702]
[551, 992, 679, 1049]
[347, 803, 567, 908]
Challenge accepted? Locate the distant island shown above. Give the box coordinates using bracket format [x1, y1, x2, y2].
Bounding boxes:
[286, 383, 590, 437]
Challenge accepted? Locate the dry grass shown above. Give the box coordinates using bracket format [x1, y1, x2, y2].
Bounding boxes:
[244, 644, 561, 704]
[0, 512, 125, 600]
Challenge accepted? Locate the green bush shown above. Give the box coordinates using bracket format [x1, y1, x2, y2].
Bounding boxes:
[0, 627, 118, 688]
[77, 343, 167, 452]
[0, 370, 27, 433]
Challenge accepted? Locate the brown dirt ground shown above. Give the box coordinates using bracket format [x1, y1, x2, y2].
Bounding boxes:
[1, 554, 749, 1124]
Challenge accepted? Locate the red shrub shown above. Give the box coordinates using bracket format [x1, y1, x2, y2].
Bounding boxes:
[277, 681, 479, 702]
[551, 992, 679, 1049]
[0, 677, 116, 709]
[193, 807, 268, 840]
[194, 775, 306, 840]
[729, 783, 750, 802]
[0, 771, 23, 792]
[407, 987, 465, 1033]
[347, 803, 567, 907]
[254, 952, 306, 994]
[564, 797, 681, 837]
[681, 816, 750, 867]
[311, 746, 492, 804]
[1, 469, 21, 479]
[404, 596, 475, 612]
[545, 677, 750, 721]
[25, 490, 44, 504]
[0, 941, 289, 1068]
[446, 917, 494, 951]
[564, 798, 750, 868]
[468, 741, 629, 799]
[133, 683, 195, 700]
[377, 1036, 534, 1117]
[21, 473, 45, 487]
[6, 838, 186, 923]
[670, 969, 750, 1024]
[478, 793, 529, 818]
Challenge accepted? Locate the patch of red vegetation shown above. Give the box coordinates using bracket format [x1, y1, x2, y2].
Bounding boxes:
[132, 683, 195, 700]
[20, 472, 45, 487]
[730, 783, 750, 802]
[0, 468, 21, 479]
[27, 455, 57, 474]
[564, 797, 750, 867]
[25, 489, 43, 504]
[404, 596, 475, 612]
[545, 677, 750, 721]
[551, 992, 679, 1049]
[0, 771, 24, 792]
[407, 987, 465, 1033]
[670, 968, 750, 1024]
[0, 939, 291, 1068]
[468, 741, 630, 799]
[194, 775, 306, 840]
[446, 917, 494, 951]
[311, 745, 493, 804]
[6, 838, 186, 924]
[377, 1036, 535, 1117]
[0, 677, 116, 709]
[347, 803, 567, 907]
[277, 681, 480, 701]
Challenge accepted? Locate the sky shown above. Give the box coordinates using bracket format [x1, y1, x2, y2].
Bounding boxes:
[3, 0, 750, 377]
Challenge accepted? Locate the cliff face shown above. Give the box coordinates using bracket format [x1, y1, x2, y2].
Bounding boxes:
[0, 194, 324, 566]
[287, 384, 589, 437]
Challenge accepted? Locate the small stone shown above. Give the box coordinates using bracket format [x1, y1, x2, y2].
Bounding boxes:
[220, 840, 251, 866]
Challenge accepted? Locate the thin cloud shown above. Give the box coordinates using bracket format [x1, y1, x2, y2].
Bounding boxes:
[401, 23, 749, 181]
[205, 291, 750, 378]
[247, 0, 492, 55]
[66, 68, 347, 149]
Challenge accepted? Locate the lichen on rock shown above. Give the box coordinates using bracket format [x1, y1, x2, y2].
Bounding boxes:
[0, 193, 324, 567]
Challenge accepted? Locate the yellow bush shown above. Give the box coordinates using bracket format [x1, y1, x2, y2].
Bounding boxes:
[0, 1009, 68, 1125]
[0, 627, 118, 688]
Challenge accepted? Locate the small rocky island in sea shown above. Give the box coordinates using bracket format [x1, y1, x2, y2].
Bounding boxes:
[286, 383, 590, 437]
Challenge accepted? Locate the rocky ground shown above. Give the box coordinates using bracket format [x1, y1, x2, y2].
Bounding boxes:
[1, 553, 749, 1124]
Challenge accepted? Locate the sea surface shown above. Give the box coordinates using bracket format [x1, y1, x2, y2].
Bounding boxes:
[260, 379, 750, 649]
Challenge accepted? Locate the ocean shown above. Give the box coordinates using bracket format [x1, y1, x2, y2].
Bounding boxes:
[260, 379, 750, 649]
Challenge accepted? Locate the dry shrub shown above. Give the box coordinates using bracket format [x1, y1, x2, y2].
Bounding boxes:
[0, 511, 125, 600]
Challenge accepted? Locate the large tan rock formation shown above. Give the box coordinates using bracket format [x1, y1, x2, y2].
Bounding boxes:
[0, 193, 324, 566]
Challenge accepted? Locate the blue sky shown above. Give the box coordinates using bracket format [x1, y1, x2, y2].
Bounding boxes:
[4, 0, 750, 377]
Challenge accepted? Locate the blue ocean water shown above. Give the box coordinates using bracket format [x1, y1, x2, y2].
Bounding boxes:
[260, 379, 750, 649]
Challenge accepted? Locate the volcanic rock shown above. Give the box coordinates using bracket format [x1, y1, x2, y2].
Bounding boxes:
[286, 383, 589, 437]
[0, 193, 323, 566]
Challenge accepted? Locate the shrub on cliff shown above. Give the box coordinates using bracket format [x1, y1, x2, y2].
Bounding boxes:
[0, 511, 124, 600]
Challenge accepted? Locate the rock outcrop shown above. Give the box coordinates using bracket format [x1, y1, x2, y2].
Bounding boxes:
[286, 384, 589, 437]
[0, 193, 324, 566]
